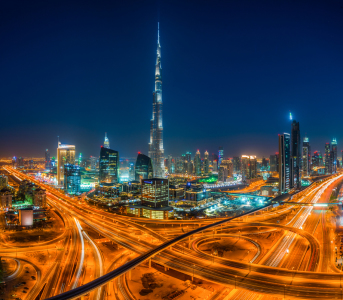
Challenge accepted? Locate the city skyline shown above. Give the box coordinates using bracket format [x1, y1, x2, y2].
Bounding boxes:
[1, 1, 343, 158]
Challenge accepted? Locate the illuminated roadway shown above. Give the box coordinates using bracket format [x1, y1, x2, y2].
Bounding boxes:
[4, 166, 343, 299]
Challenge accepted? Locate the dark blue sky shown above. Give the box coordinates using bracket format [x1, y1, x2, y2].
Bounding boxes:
[1, 0, 343, 159]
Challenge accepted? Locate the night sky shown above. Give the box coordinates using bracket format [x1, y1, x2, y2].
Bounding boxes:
[1, 0, 343, 159]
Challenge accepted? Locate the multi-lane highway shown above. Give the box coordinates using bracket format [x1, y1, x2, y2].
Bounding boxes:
[3, 166, 343, 300]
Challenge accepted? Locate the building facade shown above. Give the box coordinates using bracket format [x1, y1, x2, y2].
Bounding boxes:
[194, 150, 201, 175]
[148, 23, 165, 178]
[99, 147, 119, 184]
[135, 153, 153, 181]
[57, 142, 75, 186]
[291, 120, 301, 189]
[332, 138, 337, 173]
[218, 147, 224, 166]
[302, 137, 311, 177]
[141, 178, 169, 208]
[64, 164, 81, 194]
[279, 133, 291, 193]
[325, 143, 332, 174]
[104, 132, 110, 149]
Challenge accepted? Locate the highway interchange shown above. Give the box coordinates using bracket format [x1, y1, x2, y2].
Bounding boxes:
[2, 166, 343, 300]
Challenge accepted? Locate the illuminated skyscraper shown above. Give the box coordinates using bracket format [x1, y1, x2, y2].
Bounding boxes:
[99, 146, 119, 184]
[104, 132, 110, 149]
[232, 157, 240, 173]
[332, 138, 337, 173]
[218, 147, 224, 166]
[64, 164, 81, 194]
[57, 142, 76, 186]
[241, 155, 250, 181]
[324, 142, 333, 174]
[291, 120, 301, 189]
[135, 153, 153, 181]
[204, 151, 209, 174]
[279, 133, 291, 193]
[270, 153, 279, 172]
[302, 137, 311, 177]
[45, 149, 50, 170]
[194, 150, 201, 176]
[149, 23, 165, 177]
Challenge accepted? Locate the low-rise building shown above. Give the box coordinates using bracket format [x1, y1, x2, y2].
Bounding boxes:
[0, 175, 8, 188]
[33, 188, 47, 207]
[0, 187, 13, 208]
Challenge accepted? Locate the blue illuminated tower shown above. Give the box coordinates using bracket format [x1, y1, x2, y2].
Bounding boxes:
[149, 23, 165, 177]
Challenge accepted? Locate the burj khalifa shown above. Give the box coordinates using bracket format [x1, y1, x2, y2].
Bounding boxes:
[148, 23, 165, 177]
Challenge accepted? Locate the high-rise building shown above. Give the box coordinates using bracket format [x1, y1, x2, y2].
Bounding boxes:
[45, 149, 50, 170]
[185, 152, 191, 163]
[148, 23, 164, 178]
[325, 143, 332, 174]
[135, 153, 153, 181]
[232, 157, 241, 173]
[261, 157, 269, 170]
[218, 147, 224, 166]
[279, 133, 291, 193]
[204, 151, 209, 174]
[332, 138, 338, 173]
[104, 132, 110, 149]
[99, 146, 119, 184]
[141, 178, 169, 208]
[312, 151, 320, 168]
[18, 157, 24, 168]
[302, 137, 311, 177]
[218, 164, 228, 182]
[250, 156, 257, 178]
[241, 155, 250, 181]
[57, 142, 76, 186]
[270, 153, 279, 172]
[194, 150, 201, 175]
[90, 156, 97, 170]
[64, 164, 81, 194]
[78, 153, 82, 166]
[291, 120, 301, 189]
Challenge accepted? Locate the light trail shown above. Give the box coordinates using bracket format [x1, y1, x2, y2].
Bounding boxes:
[82, 231, 103, 300]
[265, 175, 342, 268]
[72, 218, 85, 290]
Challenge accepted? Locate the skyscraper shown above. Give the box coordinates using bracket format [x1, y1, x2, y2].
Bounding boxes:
[332, 138, 337, 173]
[218, 147, 224, 166]
[302, 137, 311, 177]
[99, 146, 119, 184]
[148, 23, 164, 178]
[325, 143, 331, 174]
[232, 157, 241, 173]
[64, 164, 81, 194]
[104, 132, 110, 149]
[279, 133, 291, 193]
[270, 153, 279, 172]
[45, 149, 50, 170]
[57, 142, 76, 186]
[291, 120, 301, 189]
[194, 150, 201, 176]
[135, 153, 153, 181]
[241, 155, 250, 181]
[204, 151, 209, 174]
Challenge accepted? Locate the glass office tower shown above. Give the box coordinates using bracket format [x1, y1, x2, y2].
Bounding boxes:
[135, 153, 153, 181]
[99, 146, 119, 184]
[64, 164, 81, 194]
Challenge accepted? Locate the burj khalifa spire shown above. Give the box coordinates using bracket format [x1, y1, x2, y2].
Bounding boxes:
[148, 22, 165, 177]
